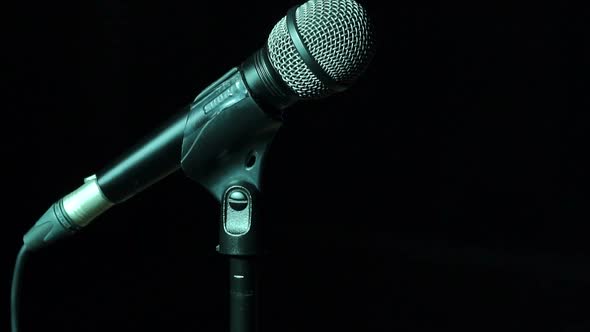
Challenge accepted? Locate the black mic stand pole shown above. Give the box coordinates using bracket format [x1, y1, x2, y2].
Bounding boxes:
[180, 67, 284, 332]
[219, 183, 263, 332]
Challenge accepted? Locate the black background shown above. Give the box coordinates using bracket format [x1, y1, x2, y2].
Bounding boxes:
[3, 0, 589, 331]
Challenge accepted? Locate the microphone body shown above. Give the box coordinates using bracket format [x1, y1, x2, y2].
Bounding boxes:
[22, 113, 191, 250]
[96, 46, 295, 205]
[22, 48, 294, 250]
[96, 109, 188, 204]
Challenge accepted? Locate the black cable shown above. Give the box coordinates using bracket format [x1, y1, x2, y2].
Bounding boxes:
[11, 245, 28, 332]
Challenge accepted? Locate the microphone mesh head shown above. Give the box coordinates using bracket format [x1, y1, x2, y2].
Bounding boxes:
[267, 0, 375, 99]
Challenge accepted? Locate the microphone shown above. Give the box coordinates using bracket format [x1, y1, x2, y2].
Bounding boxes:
[23, 0, 375, 251]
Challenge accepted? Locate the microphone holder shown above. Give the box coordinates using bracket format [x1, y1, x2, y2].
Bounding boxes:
[180, 67, 283, 332]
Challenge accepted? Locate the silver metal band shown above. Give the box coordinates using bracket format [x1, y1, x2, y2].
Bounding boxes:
[62, 175, 114, 227]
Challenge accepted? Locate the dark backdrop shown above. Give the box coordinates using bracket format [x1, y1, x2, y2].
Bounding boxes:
[3, 0, 589, 331]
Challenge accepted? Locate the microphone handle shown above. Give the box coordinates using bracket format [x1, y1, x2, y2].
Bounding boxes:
[23, 105, 191, 250]
[96, 107, 188, 203]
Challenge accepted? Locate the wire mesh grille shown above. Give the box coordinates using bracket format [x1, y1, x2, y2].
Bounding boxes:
[267, 0, 375, 99]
